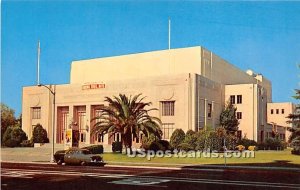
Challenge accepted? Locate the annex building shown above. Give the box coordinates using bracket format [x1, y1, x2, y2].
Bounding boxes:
[22, 46, 292, 148]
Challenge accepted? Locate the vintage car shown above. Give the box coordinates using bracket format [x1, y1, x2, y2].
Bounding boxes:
[54, 148, 105, 166]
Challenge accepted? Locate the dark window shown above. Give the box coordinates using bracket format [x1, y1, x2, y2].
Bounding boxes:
[161, 101, 175, 116]
[237, 95, 242, 104]
[97, 133, 104, 143]
[208, 103, 212, 118]
[276, 109, 279, 114]
[237, 130, 242, 140]
[237, 112, 242, 119]
[80, 133, 86, 142]
[230, 95, 235, 104]
[114, 133, 120, 142]
[32, 107, 41, 119]
[271, 109, 274, 114]
[281, 109, 285, 114]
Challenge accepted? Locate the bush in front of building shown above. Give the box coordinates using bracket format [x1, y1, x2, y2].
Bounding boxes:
[2, 125, 28, 147]
[20, 139, 34, 147]
[141, 134, 172, 152]
[193, 128, 237, 152]
[82, 145, 104, 154]
[31, 124, 49, 143]
[248, 146, 257, 151]
[156, 140, 172, 152]
[235, 145, 245, 152]
[184, 130, 197, 150]
[291, 137, 300, 155]
[141, 134, 156, 150]
[177, 142, 194, 151]
[237, 138, 257, 150]
[258, 138, 286, 150]
[112, 141, 122, 153]
[170, 129, 185, 149]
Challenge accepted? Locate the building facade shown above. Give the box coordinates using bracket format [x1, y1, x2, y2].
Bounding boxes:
[22, 46, 290, 148]
[267, 102, 296, 142]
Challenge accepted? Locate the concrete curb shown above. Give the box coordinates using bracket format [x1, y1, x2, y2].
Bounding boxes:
[2, 160, 300, 172]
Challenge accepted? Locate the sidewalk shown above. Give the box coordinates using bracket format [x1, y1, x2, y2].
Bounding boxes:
[2, 147, 300, 172]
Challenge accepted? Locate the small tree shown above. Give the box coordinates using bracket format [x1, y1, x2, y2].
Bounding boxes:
[287, 89, 300, 154]
[220, 101, 239, 135]
[170, 129, 185, 149]
[2, 125, 27, 147]
[1, 103, 16, 141]
[32, 124, 49, 143]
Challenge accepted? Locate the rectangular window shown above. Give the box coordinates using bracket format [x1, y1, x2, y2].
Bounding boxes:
[95, 109, 101, 123]
[271, 109, 274, 114]
[80, 133, 86, 143]
[276, 109, 279, 114]
[32, 107, 41, 119]
[114, 133, 120, 142]
[97, 133, 104, 143]
[237, 95, 242, 104]
[208, 103, 212, 118]
[162, 123, 174, 139]
[230, 95, 235, 104]
[237, 130, 242, 140]
[281, 109, 285, 114]
[161, 101, 175, 116]
[237, 112, 242, 119]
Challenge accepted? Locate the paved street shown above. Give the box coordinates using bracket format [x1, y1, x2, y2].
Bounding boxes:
[1, 162, 300, 190]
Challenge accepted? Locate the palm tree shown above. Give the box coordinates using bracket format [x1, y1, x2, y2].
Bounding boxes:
[92, 94, 162, 154]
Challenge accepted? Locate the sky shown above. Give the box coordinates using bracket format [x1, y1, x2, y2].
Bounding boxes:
[1, 1, 300, 116]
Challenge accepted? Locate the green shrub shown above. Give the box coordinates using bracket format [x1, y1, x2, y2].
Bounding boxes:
[207, 131, 223, 151]
[2, 126, 28, 147]
[148, 141, 165, 152]
[291, 137, 300, 155]
[195, 130, 208, 151]
[258, 138, 285, 150]
[20, 139, 34, 147]
[184, 130, 197, 149]
[83, 145, 104, 154]
[32, 124, 49, 143]
[157, 140, 172, 151]
[112, 141, 122, 153]
[170, 129, 185, 149]
[141, 134, 157, 150]
[142, 139, 171, 152]
[178, 142, 194, 151]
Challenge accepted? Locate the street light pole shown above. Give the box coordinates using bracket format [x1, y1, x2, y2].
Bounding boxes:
[38, 84, 55, 162]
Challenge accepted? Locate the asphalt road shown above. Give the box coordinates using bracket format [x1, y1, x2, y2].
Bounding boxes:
[1, 162, 300, 190]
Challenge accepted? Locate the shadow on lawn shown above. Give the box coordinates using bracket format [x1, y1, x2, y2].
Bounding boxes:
[183, 160, 300, 169]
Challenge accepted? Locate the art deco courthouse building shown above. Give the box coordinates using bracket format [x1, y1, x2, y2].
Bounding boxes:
[22, 46, 286, 147]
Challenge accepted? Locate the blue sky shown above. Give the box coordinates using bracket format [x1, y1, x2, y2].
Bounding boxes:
[2, 1, 300, 116]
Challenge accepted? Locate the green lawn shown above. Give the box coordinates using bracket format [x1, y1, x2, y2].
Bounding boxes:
[102, 149, 300, 168]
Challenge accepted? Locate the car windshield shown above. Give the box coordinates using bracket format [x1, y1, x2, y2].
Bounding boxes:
[82, 150, 91, 154]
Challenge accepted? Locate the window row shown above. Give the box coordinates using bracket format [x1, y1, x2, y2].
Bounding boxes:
[230, 95, 242, 104]
[270, 109, 285, 114]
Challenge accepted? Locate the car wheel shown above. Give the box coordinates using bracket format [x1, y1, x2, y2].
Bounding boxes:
[57, 159, 63, 165]
[80, 161, 87, 166]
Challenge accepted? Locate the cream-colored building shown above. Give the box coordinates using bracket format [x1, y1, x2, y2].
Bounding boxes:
[267, 102, 296, 141]
[21, 46, 289, 148]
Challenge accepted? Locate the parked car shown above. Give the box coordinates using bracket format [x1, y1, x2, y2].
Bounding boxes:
[54, 148, 105, 166]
